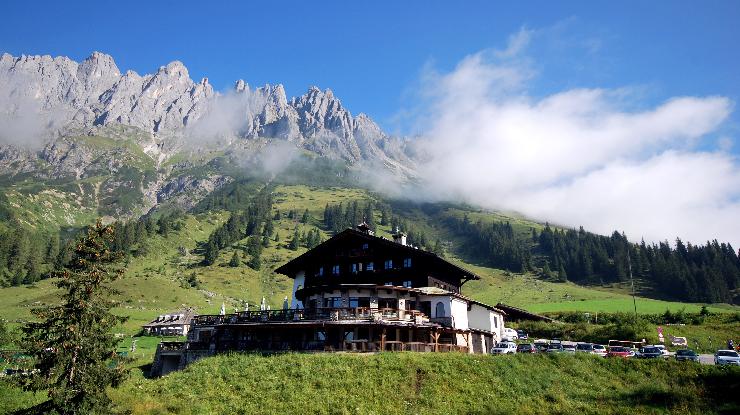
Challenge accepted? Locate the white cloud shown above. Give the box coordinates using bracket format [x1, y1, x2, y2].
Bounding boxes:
[409, 33, 740, 248]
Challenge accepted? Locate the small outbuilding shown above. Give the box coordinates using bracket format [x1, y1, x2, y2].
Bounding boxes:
[142, 309, 197, 336]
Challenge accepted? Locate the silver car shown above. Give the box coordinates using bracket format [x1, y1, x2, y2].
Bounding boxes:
[714, 350, 740, 365]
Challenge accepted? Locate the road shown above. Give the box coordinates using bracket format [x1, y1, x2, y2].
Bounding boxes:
[699, 354, 714, 365]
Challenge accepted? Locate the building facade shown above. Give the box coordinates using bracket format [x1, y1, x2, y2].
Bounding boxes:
[152, 225, 506, 376]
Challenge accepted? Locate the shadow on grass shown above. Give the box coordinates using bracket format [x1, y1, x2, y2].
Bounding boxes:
[11, 400, 54, 415]
[617, 369, 740, 414]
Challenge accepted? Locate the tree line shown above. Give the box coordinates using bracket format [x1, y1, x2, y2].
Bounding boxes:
[536, 224, 740, 303]
[445, 215, 532, 272]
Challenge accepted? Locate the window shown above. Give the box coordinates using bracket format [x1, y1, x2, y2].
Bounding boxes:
[378, 298, 398, 309]
[362, 243, 369, 250]
[384, 259, 393, 269]
[366, 262, 374, 271]
[323, 297, 342, 308]
[435, 302, 446, 317]
[317, 267, 324, 277]
[352, 263, 363, 273]
[384, 282, 393, 286]
[403, 258, 412, 268]
[402, 280, 412, 288]
[349, 297, 370, 308]
[332, 265, 340, 276]
[493, 316, 498, 328]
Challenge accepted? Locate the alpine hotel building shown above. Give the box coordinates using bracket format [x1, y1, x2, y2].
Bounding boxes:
[152, 224, 506, 376]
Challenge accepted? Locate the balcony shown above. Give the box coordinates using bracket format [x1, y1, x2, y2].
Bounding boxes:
[191, 308, 431, 326]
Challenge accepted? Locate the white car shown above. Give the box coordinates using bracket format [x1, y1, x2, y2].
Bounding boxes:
[490, 341, 517, 355]
[501, 328, 518, 341]
[650, 344, 670, 357]
[714, 350, 740, 365]
[592, 344, 608, 357]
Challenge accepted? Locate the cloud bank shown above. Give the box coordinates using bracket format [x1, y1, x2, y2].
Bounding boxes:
[410, 30, 740, 247]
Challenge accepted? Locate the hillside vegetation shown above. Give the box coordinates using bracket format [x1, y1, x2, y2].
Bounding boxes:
[103, 353, 738, 415]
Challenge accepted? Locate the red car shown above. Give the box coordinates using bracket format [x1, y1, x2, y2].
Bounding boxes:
[516, 343, 537, 353]
[607, 346, 632, 358]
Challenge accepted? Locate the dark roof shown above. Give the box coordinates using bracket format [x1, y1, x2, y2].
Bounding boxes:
[274, 228, 480, 282]
[494, 303, 555, 322]
[142, 309, 197, 328]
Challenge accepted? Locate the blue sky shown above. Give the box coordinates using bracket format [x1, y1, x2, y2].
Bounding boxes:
[2, 1, 738, 137]
[2, 1, 740, 244]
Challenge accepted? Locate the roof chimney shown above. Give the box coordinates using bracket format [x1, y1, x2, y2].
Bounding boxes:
[392, 227, 407, 246]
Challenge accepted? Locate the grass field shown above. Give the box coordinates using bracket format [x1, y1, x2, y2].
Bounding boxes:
[6, 352, 736, 414]
[105, 353, 738, 415]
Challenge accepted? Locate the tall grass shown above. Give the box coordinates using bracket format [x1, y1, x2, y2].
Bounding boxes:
[106, 353, 740, 415]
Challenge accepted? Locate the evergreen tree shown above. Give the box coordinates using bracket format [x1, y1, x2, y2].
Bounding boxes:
[229, 251, 241, 267]
[557, 264, 568, 282]
[289, 228, 300, 251]
[203, 239, 219, 265]
[248, 253, 261, 270]
[19, 221, 127, 414]
[301, 209, 310, 224]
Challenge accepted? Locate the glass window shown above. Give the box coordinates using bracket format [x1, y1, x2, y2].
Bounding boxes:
[402, 280, 412, 288]
[403, 258, 412, 268]
[384, 259, 393, 269]
[384, 282, 393, 286]
[332, 265, 340, 275]
[362, 243, 369, 250]
[366, 262, 374, 271]
[349, 297, 359, 308]
[351, 263, 357, 273]
[323, 297, 342, 308]
[318, 267, 324, 277]
[435, 302, 446, 317]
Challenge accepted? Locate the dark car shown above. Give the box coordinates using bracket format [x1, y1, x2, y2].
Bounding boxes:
[516, 330, 528, 340]
[517, 343, 536, 353]
[674, 349, 699, 362]
[546, 343, 564, 353]
[637, 346, 663, 359]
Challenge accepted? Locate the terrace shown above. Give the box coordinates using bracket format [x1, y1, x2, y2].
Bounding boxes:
[191, 307, 434, 327]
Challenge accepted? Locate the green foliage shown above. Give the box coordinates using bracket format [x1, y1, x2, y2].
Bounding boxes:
[18, 221, 128, 414]
[228, 251, 241, 267]
[288, 228, 300, 251]
[108, 353, 739, 415]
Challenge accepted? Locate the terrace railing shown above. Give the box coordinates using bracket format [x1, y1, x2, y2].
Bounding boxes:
[191, 308, 430, 327]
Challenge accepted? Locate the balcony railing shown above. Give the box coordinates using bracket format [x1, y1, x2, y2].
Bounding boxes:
[191, 308, 431, 326]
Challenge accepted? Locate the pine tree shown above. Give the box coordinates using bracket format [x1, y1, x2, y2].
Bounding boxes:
[301, 209, 310, 224]
[229, 251, 241, 267]
[19, 221, 127, 414]
[248, 254, 261, 270]
[557, 264, 568, 282]
[203, 239, 219, 265]
[289, 228, 300, 251]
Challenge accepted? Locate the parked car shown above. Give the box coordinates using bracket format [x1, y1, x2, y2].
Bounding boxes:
[562, 343, 577, 353]
[490, 341, 518, 355]
[534, 339, 549, 352]
[714, 350, 740, 365]
[546, 343, 564, 353]
[592, 344, 608, 357]
[607, 346, 632, 358]
[674, 349, 699, 362]
[636, 346, 663, 359]
[575, 343, 594, 353]
[516, 343, 537, 354]
[516, 330, 528, 340]
[502, 328, 519, 342]
[650, 344, 670, 357]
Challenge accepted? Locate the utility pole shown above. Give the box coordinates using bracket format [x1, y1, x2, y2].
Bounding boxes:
[627, 251, 637, 319]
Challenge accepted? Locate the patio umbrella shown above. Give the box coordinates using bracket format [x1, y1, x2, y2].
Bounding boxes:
[220, 302, 226, 315]
[283, 296, 289, 310]
[260, 297, 266, 311]
[245, 302, 249, 312]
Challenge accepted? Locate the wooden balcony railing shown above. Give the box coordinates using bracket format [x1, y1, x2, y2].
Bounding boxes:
[191, 308, 430, 327]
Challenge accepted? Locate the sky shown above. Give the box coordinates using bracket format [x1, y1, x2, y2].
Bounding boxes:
[2, 1, 740, 246]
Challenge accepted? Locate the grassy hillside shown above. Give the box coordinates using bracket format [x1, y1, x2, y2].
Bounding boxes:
[1, 184, 736, 333]
[112, 353, 737, 414]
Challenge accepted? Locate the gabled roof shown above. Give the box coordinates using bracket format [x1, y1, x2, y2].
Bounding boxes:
[142, 309, 197, 327]
[274, 227, 480, 282]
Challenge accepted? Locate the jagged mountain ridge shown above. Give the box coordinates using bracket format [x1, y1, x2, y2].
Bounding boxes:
[0, 51, 410, 167]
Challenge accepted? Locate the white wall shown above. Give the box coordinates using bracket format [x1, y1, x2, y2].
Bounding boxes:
[468, 304, 493, 332]
[450, 298, 469, 330]
[291, 271, 305, 309]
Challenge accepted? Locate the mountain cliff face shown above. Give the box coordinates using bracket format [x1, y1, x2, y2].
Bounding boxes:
[0, 52, 410, 167]
[0, 51, 413, 222]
